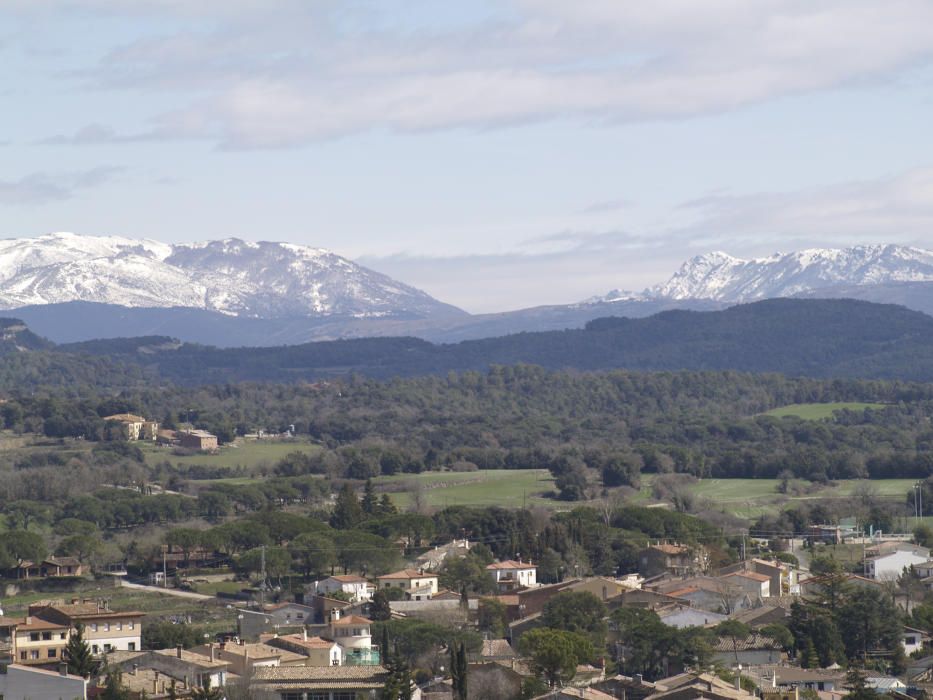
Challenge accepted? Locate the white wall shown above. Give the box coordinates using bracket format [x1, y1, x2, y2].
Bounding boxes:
[0, 664, 87, 700]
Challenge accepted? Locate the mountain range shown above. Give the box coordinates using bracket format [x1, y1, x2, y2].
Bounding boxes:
[7, 298, 933, 385]
[6, 234, 933, 345]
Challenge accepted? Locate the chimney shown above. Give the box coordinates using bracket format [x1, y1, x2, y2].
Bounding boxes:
[183, 676, 189, 689]
[302, 628, 308, 642]
[153, 678, 158, 694]
[634, 674, 643, 685]
[25, 616, 31, 625]
[209, 644, 215, 662]
[131, 664, 138, 676]
[59, 663, 68, 676]
[735, 674, 742, 691]
[176, 644, 183, 658]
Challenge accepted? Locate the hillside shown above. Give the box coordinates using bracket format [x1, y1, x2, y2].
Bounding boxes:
[37, 298, 933, 384]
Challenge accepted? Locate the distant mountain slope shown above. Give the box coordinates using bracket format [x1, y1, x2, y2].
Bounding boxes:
[55, 299, 933, 383]
[0, 232, 463, 319]
[643, 244, 933, 302]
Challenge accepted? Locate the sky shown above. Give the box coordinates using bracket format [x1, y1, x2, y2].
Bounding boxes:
[3, 1, 933, 313]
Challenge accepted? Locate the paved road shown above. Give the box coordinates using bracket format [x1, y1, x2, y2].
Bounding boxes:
[120, 580, 215, 601]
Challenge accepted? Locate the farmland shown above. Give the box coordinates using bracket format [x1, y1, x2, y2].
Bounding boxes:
[763, 402, 886, 419]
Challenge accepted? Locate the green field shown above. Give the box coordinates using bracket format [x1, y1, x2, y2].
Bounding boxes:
[638, 476, 918, 520]
[374, 469, 556, 509]
[142, 438, 321, 472]
[763, 402, 886, 419]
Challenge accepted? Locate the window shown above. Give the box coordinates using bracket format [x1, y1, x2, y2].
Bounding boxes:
[128, 621, 135, 630]
[281, 694, 303, 700]
[91, 624, 98, 632]
[19, 652, 26, 661]
[334, 693, 356, 700]
[103, 623, 110, 632]
[906, 636, 917, 645]
[296, 613, 304, 619]
[29, 651, 39, 660]
[104, 644, 112, 653]
[29, 633, 39, 642]
[92, 645, 99, 654]
[42, 632, 51, 641]
[48, 649, 56, 658]
[128, 642, 136, 651]
[116, 622, 122, 631]
[60, 633, 67, 640]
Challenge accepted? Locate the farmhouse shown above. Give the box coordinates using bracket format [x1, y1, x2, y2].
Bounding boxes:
[178, 429, 219, 451]
[103, 413, 159, 441]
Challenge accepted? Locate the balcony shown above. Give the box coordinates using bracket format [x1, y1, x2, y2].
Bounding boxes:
[344, 648, 381, 666]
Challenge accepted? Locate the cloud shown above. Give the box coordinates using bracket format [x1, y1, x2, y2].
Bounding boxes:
[22, 0, 933, 148]
[678, 167, 933, 247]
[0, 166, 124, 205]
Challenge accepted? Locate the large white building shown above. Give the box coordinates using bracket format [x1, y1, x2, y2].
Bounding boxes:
[866, 547, 930, 580]
[315, 574, 373, 603]
[486, 560, 537, 592]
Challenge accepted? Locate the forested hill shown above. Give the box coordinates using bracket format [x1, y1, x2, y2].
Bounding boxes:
[17, 298, 933, 385]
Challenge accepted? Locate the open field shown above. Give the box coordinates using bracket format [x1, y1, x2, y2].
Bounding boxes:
[374, 469, 557, 509]
[141, 438, 321, 472]
[636, 476, 918, 521]
[763, 402, 886, 419]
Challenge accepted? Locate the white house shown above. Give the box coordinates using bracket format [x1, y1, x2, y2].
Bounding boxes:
[376, 569, 439, 600]
[315, 574, 373, 603]
[721, 571, 771, 599]
[903, 626, 930, 656]
[866, 548, 930, 580]
[0, 664, 87, 700]
[486, 560, 537, 592]
[658, 606, 727, 629]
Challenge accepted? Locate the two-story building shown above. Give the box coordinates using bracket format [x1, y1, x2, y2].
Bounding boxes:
[486, 560, 537, 592]
[11, 616, 71, 666]
[327, 611, 379, 666]
[376, 569, 439, 600]
[103, 413, 159, 441]
[263, 631, 344, 667]
[315, 575, 373, 603]
[639, 544, 706, 578]
[30, 600, 144, 654]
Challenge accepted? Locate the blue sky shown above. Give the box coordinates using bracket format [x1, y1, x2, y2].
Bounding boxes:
[3, 1, 933, 312]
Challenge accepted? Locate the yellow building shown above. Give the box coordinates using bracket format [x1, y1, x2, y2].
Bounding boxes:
[103, 413, 159, 441]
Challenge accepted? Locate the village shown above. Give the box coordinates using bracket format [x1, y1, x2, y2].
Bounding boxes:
[2, 526, 932, 700]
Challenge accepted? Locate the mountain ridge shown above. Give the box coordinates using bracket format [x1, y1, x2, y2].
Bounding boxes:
[0, 232, 463, 320]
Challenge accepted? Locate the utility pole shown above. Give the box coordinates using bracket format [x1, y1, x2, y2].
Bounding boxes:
[162, 548, 167, 588]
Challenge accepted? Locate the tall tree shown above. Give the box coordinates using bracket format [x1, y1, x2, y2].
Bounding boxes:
[331, 483, 363, 529]
[65, 623, 98, 679]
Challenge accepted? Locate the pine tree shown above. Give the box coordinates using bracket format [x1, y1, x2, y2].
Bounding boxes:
[361, 478, 377, 515]
[803, 638, 819, 669]
[371, 589, 392, 621]
[64, 622, 98, 679]
[456, 642, 468, 700]
[330, 483, 363, 529]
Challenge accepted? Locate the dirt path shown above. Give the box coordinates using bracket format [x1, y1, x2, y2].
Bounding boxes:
[120, 580, 215, 601]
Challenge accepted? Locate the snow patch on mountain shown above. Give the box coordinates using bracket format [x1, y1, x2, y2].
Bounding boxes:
[590, 244, 933, 305]
[0, 232, 461, 319]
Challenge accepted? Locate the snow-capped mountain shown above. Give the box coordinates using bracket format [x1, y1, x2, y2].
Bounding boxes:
[0, 232, 462, 319]
[590, 245, 933, 304]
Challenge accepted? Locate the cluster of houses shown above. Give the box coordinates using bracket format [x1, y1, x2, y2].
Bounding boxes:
[8, 533, 933, 699]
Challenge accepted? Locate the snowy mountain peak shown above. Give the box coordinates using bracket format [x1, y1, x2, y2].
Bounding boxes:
[648, 244, 933, 302]
[0, 232, 462, 319]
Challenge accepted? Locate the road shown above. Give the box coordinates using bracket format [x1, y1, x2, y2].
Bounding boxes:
[120, 580, 215, 601]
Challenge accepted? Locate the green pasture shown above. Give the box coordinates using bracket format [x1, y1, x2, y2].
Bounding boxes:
[142, 438, 321, 472]
[373, 469, 556, 509]
[763, 402, 886, 420]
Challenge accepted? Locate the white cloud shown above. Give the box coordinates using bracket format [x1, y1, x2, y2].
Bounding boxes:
[23, 0, 933, 147]
[679, 167, 933, 246]
[0, 167, 124, 205]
